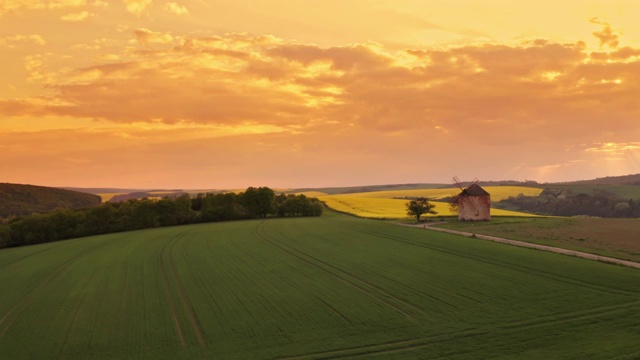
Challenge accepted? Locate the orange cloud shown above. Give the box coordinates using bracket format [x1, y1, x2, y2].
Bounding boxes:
[590, 18, 620, 48]
[2, 29, 638, 140]
[2, 21, 640, 186]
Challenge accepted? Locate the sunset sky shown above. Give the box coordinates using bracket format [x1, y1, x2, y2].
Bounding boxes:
[1, 0, 639, 189]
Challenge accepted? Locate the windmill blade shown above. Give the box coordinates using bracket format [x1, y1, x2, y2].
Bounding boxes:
[452, 176, 464, 191]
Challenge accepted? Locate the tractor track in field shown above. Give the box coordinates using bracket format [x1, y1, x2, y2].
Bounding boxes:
[0, 239, 113, 339]
[254, 221, 428, 321]
[274, 299, 640, 360]
[0, 241, 75, 270]
[273, 327, 491, 360]
[361, 228, 638, 296]
[56, 272, 94, 360]
[159, 238, 186, 346]
[168, 236, 205, 346]
[158, 231, 205, 346]
[116, 265, 129, 350]
[312, 295, 352, 325]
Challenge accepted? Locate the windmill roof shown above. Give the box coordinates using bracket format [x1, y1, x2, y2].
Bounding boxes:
[462, 183, 490, 196]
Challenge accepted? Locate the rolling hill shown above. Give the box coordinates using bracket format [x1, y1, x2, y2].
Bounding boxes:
[1, 214, 639, 359]
[0, 183, 101, 218]
[556, 173, 640, 186]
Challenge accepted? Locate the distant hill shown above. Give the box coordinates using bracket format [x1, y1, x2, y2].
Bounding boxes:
[554, 173, 640, 186]
[108, 191, 188, 202]
[291, 183, 450, 195]
[0, 183, 101, 219]
[61, 187, 153, 195]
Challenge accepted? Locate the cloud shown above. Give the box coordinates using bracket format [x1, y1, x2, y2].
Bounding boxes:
[49, 0, 87, 8]
[0, 34, 46, 47]
[123, 0, 152, 16]
[585, 142, 640, 154]
[61, 11, 93, 21]
[590, 18, 620, 48]
[0, 0, 86, 16]
[1, 28, 639, 177]
[134, 28, 174, 45]
[165, 2, 188, 15]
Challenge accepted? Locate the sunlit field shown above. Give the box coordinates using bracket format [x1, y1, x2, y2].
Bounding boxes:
[292, 191, 329, 197]
[330, 186, 543, 201]
[318, 186, 542, 219]
[1, 213, 639, 359]
[97, 193, 124, 202]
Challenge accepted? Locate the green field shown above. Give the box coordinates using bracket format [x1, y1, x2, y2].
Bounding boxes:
[1, 213, 640, 359]
[435, 216, 640, 263]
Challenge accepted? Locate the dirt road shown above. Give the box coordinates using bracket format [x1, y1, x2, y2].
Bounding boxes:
[399, 222, 640, 269]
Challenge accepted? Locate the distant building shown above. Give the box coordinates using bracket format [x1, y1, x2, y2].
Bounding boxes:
[457, 183, 490, 221]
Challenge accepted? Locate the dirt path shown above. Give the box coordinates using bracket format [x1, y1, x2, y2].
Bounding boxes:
[398, 222, 640, 269]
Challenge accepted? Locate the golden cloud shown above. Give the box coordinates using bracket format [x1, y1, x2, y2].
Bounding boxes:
[123, 0, 151, 16]
[134, 28, 175, 45]
[1, 26, 639, 152]
[0, 34, 46, 47]
[165, 2, 187, 15]
[61, 11, 93, 21]
[586, 142, 640, 154]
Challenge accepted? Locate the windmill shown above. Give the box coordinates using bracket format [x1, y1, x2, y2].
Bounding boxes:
[452, 176, 490, 221]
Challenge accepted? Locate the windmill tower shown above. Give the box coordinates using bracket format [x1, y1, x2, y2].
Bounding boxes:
[453, 177, 491, 221]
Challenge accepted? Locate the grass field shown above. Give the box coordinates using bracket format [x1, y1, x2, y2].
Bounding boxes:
[1, 213, 639, 359]
[435, 216, 640, 263]
[318, 186, 541, 219]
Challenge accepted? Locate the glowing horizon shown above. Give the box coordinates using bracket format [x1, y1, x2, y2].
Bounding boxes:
[1, 1, 639, 189]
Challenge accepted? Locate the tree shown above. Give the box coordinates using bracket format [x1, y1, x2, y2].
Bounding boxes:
[275, 194, 324, 217]
[448, 196, 459, 215]
[201, 193, 247, 221]
[406, 197, 437, 222]
[0, 224, 10, 248]
[241, 187, 275, 218]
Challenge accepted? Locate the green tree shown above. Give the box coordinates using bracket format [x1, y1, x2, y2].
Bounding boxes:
[276, 194, 324, 217]
[84, 203, 117, 234]
[201, 193, 247, 221]
[0, 224, 10, 248]
[241, 187, 275, 218]
[406, 197, 437, 222]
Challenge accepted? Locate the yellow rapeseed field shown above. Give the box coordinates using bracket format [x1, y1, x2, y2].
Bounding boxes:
[333, 186, 542, 202]
[293, 191, 329, 197]
[318, 186, 542, 219]
[97, 193, 123, 202]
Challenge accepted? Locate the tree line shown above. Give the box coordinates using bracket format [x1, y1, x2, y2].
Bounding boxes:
[0, 187, 323, 249]
[494, 188, 640, 218]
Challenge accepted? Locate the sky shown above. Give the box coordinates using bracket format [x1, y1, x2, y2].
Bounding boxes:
[1, 0, 639, 189]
